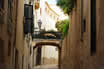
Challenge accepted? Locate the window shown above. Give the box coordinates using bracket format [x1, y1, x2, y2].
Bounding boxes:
[24, 4, 34, 34]
[8, 0, 13, 34]
[0, 38, 4, 62]
[54, 16, 55, 20]
[45, 7, 47, 12]
[90, 0, 96, 55]
[0, 0, 4, 9]
[81, 0, 84, 40]
[74, 0, 77, 8]
[81, 19, 86, 33]
[57, 18, 59, 21]
[55, 48, 58, 51]
[50, 13, 52, 17]
[0, 0, 4, 24]
[8, 39, 11, 56]
[40, 8, 41, 15]
[81, 0, 87, 41]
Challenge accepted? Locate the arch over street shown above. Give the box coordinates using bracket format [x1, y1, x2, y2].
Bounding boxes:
[33, 40, 62, 69]
[33, 41, 61, 49]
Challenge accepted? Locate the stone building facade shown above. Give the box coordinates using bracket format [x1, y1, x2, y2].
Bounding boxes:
[40, 1, 59, 31]
[0, 0, 33, 69]
[61, 0, 104, 69]
[0, 0, 19, 69]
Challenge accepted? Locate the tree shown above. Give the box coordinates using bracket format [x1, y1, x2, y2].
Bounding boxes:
[62, 21, 69, 39]
[57, 0, 74, 15]
[56, 19, 69, 39]
[56, 20, 68, 32]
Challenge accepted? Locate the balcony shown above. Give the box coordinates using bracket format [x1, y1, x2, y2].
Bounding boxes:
[32, 31, 62, 40]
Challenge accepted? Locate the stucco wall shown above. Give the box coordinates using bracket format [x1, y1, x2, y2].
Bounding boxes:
[42, 46, 58, 65]
[16, 0, 24, 54]
[61, 0, 104, 69]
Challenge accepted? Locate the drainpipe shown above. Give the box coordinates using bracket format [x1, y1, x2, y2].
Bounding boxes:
[58, 46, 61, 69]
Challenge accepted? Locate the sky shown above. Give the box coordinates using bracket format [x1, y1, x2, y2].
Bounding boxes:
[46, 0, 57, 4]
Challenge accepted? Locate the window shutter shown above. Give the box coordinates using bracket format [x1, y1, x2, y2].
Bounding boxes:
[24, 4, 34, 34]
[0, 39, 4, 62]
[0, 0, 4, 9]
[24, 4, 33, 19]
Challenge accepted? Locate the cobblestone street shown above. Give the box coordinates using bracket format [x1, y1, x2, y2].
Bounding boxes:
[33, 65, 58, 69]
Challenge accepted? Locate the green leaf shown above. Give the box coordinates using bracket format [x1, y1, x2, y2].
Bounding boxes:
[57, 0, 74, 15]
[56, 19, 69, 39]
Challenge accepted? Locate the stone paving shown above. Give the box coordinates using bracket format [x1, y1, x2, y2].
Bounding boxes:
[33, 64, 58, 69]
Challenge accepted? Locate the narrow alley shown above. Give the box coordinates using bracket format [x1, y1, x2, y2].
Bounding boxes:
[33, 65, 58, 69]
[1, 0, 104, 69]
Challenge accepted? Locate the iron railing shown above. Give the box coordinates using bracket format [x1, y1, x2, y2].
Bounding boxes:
[32, 31, 62, 39]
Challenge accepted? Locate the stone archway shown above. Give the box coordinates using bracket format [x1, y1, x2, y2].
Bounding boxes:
[33, 42, 61, 69]
[34, 42, 61, 49]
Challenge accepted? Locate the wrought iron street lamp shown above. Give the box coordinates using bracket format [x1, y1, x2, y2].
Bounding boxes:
[38, 19, 42, 31]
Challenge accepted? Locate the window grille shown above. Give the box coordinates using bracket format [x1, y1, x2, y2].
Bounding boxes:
[8, 0, 13, 34]
[0, 0, 4, 24]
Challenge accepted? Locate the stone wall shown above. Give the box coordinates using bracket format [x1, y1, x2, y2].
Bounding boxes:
[61, 0, 104, 69]
[42, 57, 58, 65]
[0, 0, 17, 69]
[0, 0, 33, 69]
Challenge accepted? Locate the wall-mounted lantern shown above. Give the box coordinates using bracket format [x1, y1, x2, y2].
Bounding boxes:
[38, 19, 42, 31]
[35, 0, 40, 10]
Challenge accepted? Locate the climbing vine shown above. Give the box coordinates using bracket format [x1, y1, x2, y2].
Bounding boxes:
[56, 19, 69, 39]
